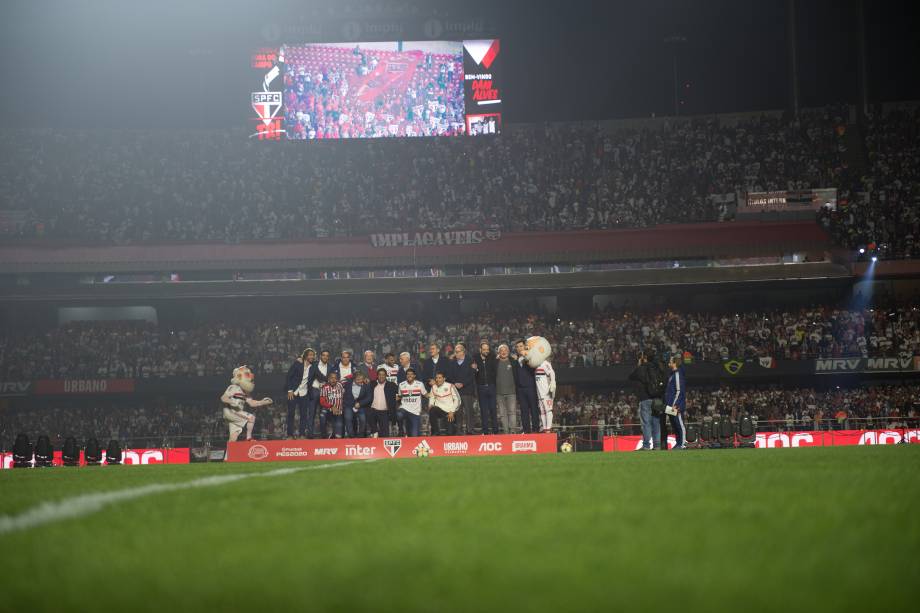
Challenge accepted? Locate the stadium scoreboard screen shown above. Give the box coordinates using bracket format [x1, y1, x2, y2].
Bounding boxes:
[250, 39, 502, 140]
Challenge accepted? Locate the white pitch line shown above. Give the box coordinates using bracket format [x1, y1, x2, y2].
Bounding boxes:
[0, 461, 362, 536]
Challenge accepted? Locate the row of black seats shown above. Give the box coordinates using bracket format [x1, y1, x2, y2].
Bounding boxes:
[10, 433, 124, 467]
[683, 415, 757, 449]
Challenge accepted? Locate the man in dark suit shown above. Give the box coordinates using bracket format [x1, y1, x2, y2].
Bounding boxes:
[396, 351, 420, 384]
[348, 371, 374, 437]
[421, 342, 451, 388]
[284, 348, 316, 438]
[369, 368, 399, 438]
[512, 339, 540, 434]
[472, 341, 499, 435]
[449, 343, 478, 434]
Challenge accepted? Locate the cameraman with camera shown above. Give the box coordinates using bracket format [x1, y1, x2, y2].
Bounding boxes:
[628, 350, 667, 450]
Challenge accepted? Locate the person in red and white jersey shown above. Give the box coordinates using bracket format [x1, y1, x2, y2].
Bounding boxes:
[319, 371, 346, 438]
[534, 360, 557, 433]
[221, 365, 273, 442]
[378, 352, 399, 384]
[397, 368, 427, 437]
[428, 371, 460, 436]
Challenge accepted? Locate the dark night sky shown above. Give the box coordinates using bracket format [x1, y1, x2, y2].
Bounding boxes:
[0, 0, 916, 128]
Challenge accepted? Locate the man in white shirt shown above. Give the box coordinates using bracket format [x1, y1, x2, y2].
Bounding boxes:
[397, 368, 427, 437]
[284, 348, 314, 438]
[335, 350, 355, 380]
[428, 371, 460, 435]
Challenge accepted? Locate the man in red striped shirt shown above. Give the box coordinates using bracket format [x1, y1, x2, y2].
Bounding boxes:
[319, 371, 345, 438]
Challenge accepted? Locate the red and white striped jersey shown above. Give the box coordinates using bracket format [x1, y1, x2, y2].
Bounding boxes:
[534, 361, 556, 398]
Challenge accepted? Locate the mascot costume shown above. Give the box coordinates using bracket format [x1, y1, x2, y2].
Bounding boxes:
[526, 337, 556, 433]
[221, 365, 273, 442]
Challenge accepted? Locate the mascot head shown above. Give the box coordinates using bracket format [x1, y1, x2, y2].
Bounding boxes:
[231, 365, 255, 394]
[525, 336, 552, 369]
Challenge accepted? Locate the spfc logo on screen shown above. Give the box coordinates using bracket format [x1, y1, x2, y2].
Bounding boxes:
[252, 91, 282, 125]
[383, 439, 402, 457]
[463, 39, 500, 68]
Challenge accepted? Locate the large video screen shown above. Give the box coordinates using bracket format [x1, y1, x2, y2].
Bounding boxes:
[250, 40, 501, 140]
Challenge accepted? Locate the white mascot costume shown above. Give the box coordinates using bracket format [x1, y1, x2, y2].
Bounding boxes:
[221, 365, 272, 442]
[526, 337, 556, 433]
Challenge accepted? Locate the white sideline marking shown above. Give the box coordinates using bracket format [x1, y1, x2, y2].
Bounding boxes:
[0, 462, 362, 536]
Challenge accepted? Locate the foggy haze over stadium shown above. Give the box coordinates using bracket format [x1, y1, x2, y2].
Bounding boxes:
[1, 1, 920, 611]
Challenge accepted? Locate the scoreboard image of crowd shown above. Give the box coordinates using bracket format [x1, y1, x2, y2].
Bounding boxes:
[250, 39, 502, 139]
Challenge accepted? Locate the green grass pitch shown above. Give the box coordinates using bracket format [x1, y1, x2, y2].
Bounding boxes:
[1, 446, 918, 612]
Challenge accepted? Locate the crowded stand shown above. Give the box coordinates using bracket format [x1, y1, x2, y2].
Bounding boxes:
[2, 305, 920, 381]
[0, 403, 222, 450]
[283, 44, 466, 139]
[0, 106, 854, 243]
[556, 384, 920, 430]
[819, 105, 920, 259]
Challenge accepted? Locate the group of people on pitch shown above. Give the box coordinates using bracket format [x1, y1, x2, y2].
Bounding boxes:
[221, 340, 557, 442]
[629, 352, 688, 449]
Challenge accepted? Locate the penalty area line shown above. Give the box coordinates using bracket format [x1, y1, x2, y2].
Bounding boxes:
[0, 460, 369, 536]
